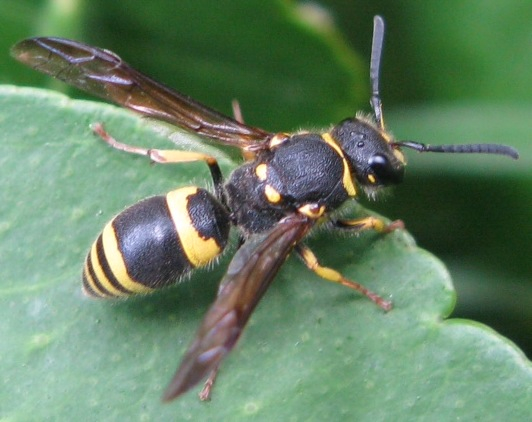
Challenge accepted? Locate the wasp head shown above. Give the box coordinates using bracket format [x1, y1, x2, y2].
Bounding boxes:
[331, 116, 405, 192]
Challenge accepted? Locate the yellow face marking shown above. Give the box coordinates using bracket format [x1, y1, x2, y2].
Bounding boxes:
[381, 130, 393, 144]
[378, 128, 406, 164]
[367, 174, 377, 184]
[393, 147, 406, 164]
[166, 187, 222, 268]
[298, 203, 325, 219]
[264, 184, 282, 204]
[101, 222, 154, 295]
[255, 163, 268, 181]
[321, 133, 357, 197]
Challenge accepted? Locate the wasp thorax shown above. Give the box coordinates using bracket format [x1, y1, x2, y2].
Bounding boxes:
[331, 117, 405, 187]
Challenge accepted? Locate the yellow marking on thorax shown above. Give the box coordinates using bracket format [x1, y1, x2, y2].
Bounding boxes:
[320, 132, 357, 197]
[166, 187, 222, 268]
[255, 163, 268, 181]
[264, 184, 282, 203]
[298, 203, 326, 219]
[256, 164, 282, 203]
[101, 222, 153, 295]
[268, 133, 290, 149]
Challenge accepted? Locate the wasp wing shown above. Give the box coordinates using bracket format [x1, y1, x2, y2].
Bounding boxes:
[11, 37, 271, 147]
[163, 214, 313, 401]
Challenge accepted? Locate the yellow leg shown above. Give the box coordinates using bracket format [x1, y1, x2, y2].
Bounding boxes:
[91, 122, 217, 165]
[335, 216, 404, 233]
[296, 245, 392, 311]
[91, 123, 224, 197]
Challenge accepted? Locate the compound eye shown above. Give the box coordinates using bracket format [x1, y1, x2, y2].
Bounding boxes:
[368, 154, 404, 185]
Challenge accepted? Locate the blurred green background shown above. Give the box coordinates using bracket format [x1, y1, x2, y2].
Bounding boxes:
[1, 0, 530, 359]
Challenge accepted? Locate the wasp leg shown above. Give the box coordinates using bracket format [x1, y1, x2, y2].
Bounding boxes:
[198, 363, 221, 401]
[296, 245, 392, 311]
[91, 123, 224, 201]
[231, 99, 244, 124]
[334, 216, 404, 233]
[231, 99, 257, 162]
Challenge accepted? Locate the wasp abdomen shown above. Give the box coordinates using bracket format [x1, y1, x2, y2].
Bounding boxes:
[83, 186, 230, 298]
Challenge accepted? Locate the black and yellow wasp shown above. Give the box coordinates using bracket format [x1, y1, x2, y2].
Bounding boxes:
[11, 16, 518, 401]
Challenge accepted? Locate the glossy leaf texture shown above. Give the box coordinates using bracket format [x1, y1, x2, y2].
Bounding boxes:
[1, 0, 531, 419]
[0, 86, 530, 420]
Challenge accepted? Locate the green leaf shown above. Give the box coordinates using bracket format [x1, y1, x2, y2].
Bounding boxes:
[1, 85, 530, 420]
[319, 0, 532, 104]
[1, 0, 366, 131]
[2, 0, 531, 419]
[371, 104, 532, 356]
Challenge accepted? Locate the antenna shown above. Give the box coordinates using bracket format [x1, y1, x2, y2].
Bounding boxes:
[370, 15, 385, 129]
[365, 16, 518, 161]
[393, 141, 519, 159]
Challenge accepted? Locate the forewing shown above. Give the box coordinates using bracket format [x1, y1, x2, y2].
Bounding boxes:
[163, 214, 313, 401]
[11, 37, 270, 147]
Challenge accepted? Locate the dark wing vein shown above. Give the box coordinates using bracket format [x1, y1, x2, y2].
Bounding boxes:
[163, 214, 313, 401]
[11, 37, 271, 147]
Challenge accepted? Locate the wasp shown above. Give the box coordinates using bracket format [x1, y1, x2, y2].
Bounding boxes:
[11, 16, 518, 402]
